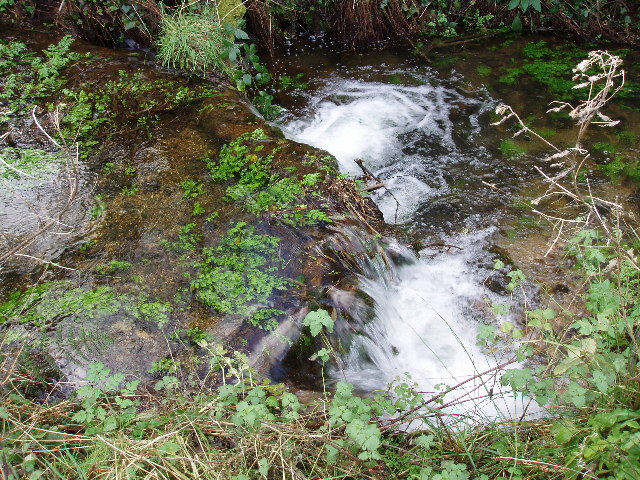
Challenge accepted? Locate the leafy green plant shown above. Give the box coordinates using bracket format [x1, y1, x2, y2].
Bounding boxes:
[94, 259, 132, 275]
[191, 222, 290, 329]
[180, 178, 204, 198]
[90, 194, 107, 219]
[499, 138, 526, 158]
[121, 185, 139, 196]
[192, 201, 206, 216]
[206, 129, 332, 226]
[0, 36, 88, 113]
[0, 147, 62, 180]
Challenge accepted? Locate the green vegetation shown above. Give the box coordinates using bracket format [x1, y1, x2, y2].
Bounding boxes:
[163, 222, 202, 252]
[0, 36, 88, 116]
[94, 260, 132, 275]
[500, 138, 526, 158]
[156, 4, 241, 77]
[191, 222, 290, 330]
[0, 37, 218, 150]
[278, 72, 309, 91]
[3, 9, 640, 480]
[5, 225, 640, 477]
[599, 155, 640, 182]
[192, 201, 206, 216]
[0, 147, 63, 180]
[0, 281, 171, 329]
[499, 41, 590, 100]
[180, 178, 204, 198]
[204, 129, 332, 226]
[476, 65, 492, 77]
[120, 184, 139, 196]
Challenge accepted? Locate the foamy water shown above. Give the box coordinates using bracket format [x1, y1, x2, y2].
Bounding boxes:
[279, 74, 539, 423]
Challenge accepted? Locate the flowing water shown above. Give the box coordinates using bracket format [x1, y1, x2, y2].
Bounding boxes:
[273, 38, 639, 422]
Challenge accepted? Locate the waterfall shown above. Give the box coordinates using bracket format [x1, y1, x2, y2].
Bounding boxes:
[280, 74, 540, 422]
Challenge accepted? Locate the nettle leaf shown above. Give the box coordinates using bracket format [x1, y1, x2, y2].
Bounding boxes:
[71, 410, 88, 423]
[564, 381, 587, 408]
[86, 362, 111, 382]
[258, 458, 270, 476]
[103, 415, 118, 432]
[591, 370, 614, 394]
[551, 420, 577, 444]
[476, 324, 496, 345]
[310, 348, 331, 363]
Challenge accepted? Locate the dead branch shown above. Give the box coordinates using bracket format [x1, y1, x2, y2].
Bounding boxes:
[491, 51, 636, 270]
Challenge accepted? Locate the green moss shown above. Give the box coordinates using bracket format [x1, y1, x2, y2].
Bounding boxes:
[500, 139, 527, 158]
[499, 40, 592, 100]
[599, 155, 640, 182]
[476, 65, 492, 77]
[537, 128, 556, 139]
[615, 131, 637, 145]
[95, 260, 132, 275]
[591, 142, 617, 154]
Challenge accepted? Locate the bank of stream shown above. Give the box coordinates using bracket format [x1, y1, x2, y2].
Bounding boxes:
[1, 27, 639, 415]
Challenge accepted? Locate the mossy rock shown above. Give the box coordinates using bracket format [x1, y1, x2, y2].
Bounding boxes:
[217, 0, 246, 26]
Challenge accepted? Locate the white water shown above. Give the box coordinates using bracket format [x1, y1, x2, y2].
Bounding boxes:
[282, 77, 490, 224]
[280, 74, 539, 423]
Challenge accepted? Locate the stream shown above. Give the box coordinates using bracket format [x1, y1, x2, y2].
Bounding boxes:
[273, 37, 639, 422]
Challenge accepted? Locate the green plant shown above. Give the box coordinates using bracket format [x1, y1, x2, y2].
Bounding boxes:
[278, 73, 308, 91]
[79, 240, 97, 252]
[206, 130, 331, 226]
[0, 36, 88, 113]
[95, 259, 132, 275]
[499, 138, 526, 157]
[192, 201, 205, 216]
[90, 194, 107, 219]
[476, 65, 492, 77]
[191, 222, 290, 329]
[180, 178, 204, 198]
[149, 357, 181, 374]
[121, 185, 139, 196]
[0, 147, 63, 180]
[491, 50, 640, 479]
[156, 5, 241, 77]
